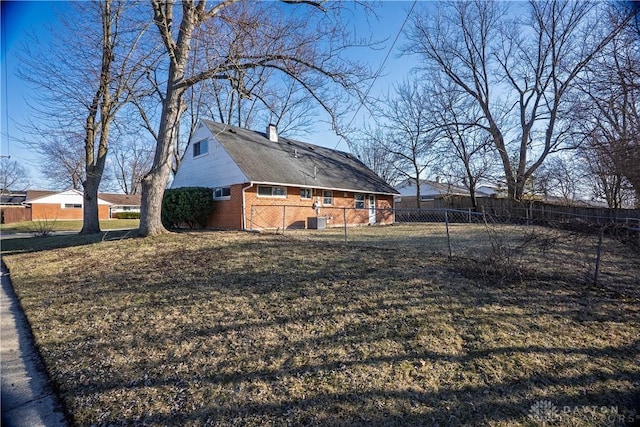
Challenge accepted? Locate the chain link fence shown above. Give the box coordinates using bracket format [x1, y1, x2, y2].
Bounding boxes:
[249, 204, 639, 287]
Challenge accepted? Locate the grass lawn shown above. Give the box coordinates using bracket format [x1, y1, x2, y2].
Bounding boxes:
[0, 219, 140, 233]
[2, 227, 639, 426]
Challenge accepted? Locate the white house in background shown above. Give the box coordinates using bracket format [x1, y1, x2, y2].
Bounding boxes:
[395, 179, 469, 201]
[475, 183, 505, 197]
[24, 189, 141, 220]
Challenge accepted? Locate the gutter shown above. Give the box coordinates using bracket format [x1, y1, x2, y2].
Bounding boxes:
[241, 182, 254, 230]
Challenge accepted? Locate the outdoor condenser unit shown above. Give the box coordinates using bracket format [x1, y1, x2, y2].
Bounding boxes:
[307, 216, 327, 230]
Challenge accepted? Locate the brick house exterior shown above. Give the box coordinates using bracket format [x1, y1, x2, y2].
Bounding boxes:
[171, 120, 399, 230]
[24, 189, 141, 221]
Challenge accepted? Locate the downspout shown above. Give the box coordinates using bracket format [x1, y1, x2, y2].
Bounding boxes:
[242, 182, 254, 230]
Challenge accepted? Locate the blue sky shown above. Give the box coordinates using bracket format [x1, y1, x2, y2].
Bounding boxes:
[0, 1, 420, 190]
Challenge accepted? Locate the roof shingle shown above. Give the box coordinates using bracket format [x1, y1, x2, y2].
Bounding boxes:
[204, 120, 398, 195]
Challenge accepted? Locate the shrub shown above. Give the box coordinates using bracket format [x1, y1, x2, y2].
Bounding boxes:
[162, 187, 213, 229]
[113, 212, 140, 219]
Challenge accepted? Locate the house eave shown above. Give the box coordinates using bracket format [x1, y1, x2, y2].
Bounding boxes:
[248, 180, 399, 196]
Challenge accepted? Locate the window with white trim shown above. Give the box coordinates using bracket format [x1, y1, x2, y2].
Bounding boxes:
[214, 187, 231, 200]
[257, 186, 287, 198]
[63, 203, 82, 209]
[193, 139, 208, 157]
[322, 190, 333, 205]
[300, 188, 312, 199]
[354, 193, 365, 209]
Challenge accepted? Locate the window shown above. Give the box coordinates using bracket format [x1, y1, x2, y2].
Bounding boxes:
[193, 139, 208, 157]
[354, 194, 365, 209]
[64, 204, 82, 209]
[300, 188, 312, 199]
[322, 190, 333, 205]
[214, 187, 231, 199]
[257, 186, 287, 198]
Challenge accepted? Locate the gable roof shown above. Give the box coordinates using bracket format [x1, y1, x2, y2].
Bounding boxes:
[25, 189, 84, 203]
[25, 190, 58, 202]
[396, 179, 469, 197]
[24, 189, 141, 206]
[98, 193, 141, 206]
[203, 120, 398, 195]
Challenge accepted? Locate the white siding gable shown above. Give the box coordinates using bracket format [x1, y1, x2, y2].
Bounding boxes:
[171, 123, 248, 189]
[397, 182, 441, 197]
[28, 190, 111, 205]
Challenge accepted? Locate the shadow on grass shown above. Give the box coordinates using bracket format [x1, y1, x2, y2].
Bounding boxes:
[0, 229, 139, 255]
[7, 234, 640, 426]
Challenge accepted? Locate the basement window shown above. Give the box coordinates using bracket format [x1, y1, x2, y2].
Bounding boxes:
[193, 139, 208, 157]
[258, 186, 287, 198]
[213, 187, 231, 200]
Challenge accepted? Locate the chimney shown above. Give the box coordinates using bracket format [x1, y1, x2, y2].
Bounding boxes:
[267, 124, 278, 142]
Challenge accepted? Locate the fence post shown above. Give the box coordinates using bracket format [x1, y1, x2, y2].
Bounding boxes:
[445, 209, 452, 257]
[594, 227, 604, 286]
[468, 208, 471, 223]
[343, 207, 347, 245]
[282, 205, 286, 235]
[250, 206, 254, 231]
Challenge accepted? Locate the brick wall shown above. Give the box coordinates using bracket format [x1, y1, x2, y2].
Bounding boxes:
[242, 185, 395, 230]
[206, 183, 395, 230]
[207, 184, 245, 229]
[31, 204, 111, 221]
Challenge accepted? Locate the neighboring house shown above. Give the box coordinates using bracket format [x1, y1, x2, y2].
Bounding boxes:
[396, 179, 469, 201]
[171, 120, 399, 230]
[99, 193, 142, 217]
[23, 189, 142, 221]
[26, 189, 110, 220]
[395, 179, 511, 209]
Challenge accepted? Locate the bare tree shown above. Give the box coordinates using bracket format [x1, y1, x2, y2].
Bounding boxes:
[139, 0, 372, 236]
[110, 136, 154, 195]
[349, 130, 403, 187]
[581, 143, 633, 208]
[371, 78, 439, 208]
[0, 158, 30, 192]
[405, 0, 632, 202]
[576, 4, 640, 207]
[20, 1, 150, 233]
[533, 156, 581, 204]
[430, 80, 497, 208]
[35, 134, 86, 191]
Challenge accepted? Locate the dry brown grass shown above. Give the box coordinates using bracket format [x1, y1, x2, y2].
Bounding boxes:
[3, 226, 639, 426]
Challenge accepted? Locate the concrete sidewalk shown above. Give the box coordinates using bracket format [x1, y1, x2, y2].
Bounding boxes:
[1, 263, 68, 427]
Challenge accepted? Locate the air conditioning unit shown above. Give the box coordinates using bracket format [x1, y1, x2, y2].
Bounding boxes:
[307, 216, 326, 230]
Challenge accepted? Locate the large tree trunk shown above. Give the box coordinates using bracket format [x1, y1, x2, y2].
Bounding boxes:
[81, 176, 102, 234]
[139, 167, 171, 236]
[138, 86, 186, 237]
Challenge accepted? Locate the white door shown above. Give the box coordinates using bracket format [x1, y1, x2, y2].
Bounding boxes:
[368, 195, 376, 224]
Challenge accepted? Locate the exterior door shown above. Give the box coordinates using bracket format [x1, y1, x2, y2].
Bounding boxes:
[368, 195, 376, 224]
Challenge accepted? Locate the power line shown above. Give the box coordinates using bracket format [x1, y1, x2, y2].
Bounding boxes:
[334, 0, 417, 151]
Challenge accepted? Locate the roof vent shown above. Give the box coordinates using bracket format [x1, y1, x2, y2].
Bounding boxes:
[267, 124, 278, 142]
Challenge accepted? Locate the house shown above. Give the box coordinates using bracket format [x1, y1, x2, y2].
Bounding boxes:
[170, 120, 399, 230]
[395, 179, 470, 209]
[22, 189, 141, 221]
[98, 193, 142, 217]
[394, 179, 510, 209]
